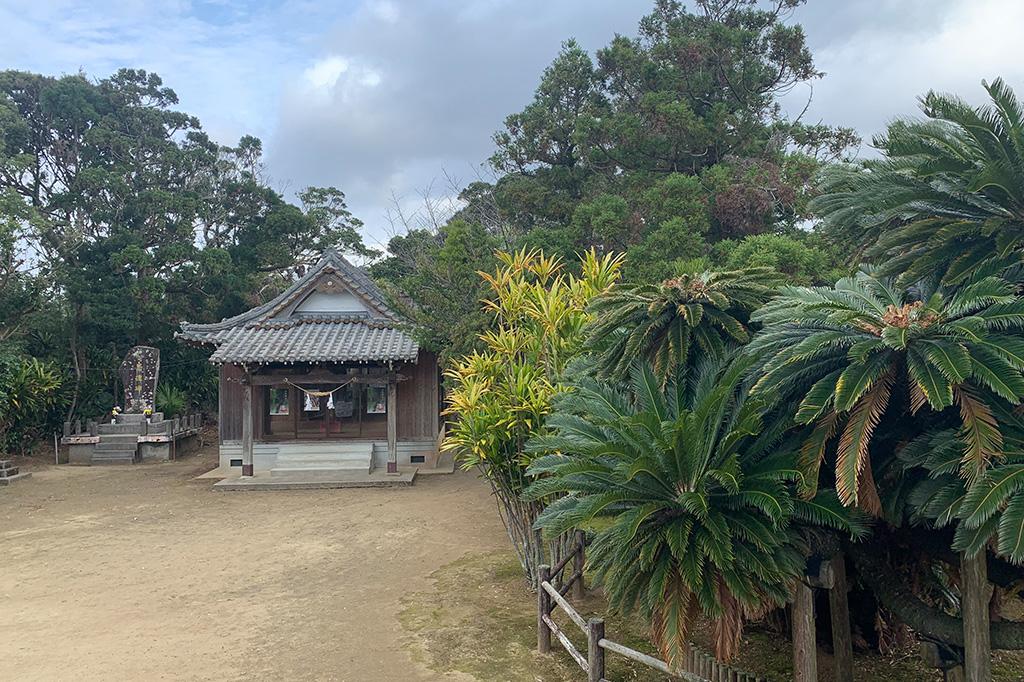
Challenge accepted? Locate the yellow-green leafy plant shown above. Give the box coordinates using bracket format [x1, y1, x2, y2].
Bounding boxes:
[443, 248, 622, 582]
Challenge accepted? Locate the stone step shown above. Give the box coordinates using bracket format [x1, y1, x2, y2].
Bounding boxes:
[271, 445, 373, 477]
[0, 471, 31, 486]
[98, 434, 140, 443]
[276, 453, 372, 463]
[275, 457, 371, 466]
[0, 459, 13, 469]
[0, 466, 19, 477]
[97, 423, 146, 435]
[91, 454, 136, 465]
[94, 443, 137, 453]
[271, 464, 372, 477]
[278, 444, 375, 454]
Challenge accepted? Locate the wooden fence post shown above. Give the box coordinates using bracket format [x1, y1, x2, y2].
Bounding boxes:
[829, 554, 854, 682]
[573, 530, 586, 601]
[537, 564, 551, 654]
[962, 551, 992, 682]
[793, 580, 817, 682]
[587, 618, 605, 682]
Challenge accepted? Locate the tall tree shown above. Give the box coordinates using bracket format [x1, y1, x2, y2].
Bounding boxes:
[484, 0, 856, 272]
[0, 68, 372, 418]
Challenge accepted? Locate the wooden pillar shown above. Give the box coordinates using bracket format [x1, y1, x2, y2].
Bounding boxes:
[962, 551, 992, 682]
[386, 376, 397, 474]
[587, 618, 605, 682]
[241, 372, 254, 477]
[537, 564, 551, 654]
[573, 529, 586, 601]
[829, 554, 854, 682]
[792, 580, 817, 682]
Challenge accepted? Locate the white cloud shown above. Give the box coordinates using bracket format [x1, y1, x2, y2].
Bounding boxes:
[303, 56, 350, 90]
[370, 1, 400, 24]
[5, 0, 1023, 250]
[785, 0, 1024, 145]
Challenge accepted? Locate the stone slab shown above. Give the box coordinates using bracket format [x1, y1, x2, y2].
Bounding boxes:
[0, 472, 31, 486]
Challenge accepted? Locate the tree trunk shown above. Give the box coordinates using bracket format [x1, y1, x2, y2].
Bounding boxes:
[853, 550, 1024, 650]
[962, 551, 992, 681]
[484, 474, 573, 589]
[829, 554, 854, 682]
[792, 581, 817, 682]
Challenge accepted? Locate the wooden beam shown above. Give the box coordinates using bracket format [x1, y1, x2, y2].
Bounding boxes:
[249, 371, 409, 386]
[962, 551, 992, 682]
[386, 376, 397, 474]
[792, 581, 817, 682]
[241, 373, 254, 477]
[829, 554, 854, 682]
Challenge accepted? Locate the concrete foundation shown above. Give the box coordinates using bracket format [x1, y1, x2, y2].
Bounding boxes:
[214, 469, 417, 491]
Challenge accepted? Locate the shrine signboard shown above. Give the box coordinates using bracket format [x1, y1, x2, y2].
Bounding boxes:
[119, 346, 160, 413]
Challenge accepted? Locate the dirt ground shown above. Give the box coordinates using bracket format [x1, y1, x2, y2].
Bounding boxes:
[0, 448, 507, 681]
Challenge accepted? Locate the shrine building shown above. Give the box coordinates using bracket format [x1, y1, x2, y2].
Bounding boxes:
[177, 250, 443, 479]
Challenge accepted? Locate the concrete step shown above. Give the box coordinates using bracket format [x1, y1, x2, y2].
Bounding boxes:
[278, 445, 375, 454]
[91, 455, 136, 465]
[0, 459, 13, 469]
[0, 471, 31, 486]
[276, 453, 372, 463]
[94, 440, 137, 450]
[273, 459, 371, 469]
[271, 444, 373, 477]
[271, 464, 372, 476]
[0, 465, 19, 477]
[98, 434, 140, 443]
[97, 423, 146, 435]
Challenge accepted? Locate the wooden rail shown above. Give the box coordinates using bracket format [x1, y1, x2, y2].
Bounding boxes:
[537, 531, 767, 682]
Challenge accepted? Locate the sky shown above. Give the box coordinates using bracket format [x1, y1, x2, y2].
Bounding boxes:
[2, 0, 1024, 253]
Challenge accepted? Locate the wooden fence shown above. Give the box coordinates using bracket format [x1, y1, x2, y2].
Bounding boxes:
[537, 532, 767, 682]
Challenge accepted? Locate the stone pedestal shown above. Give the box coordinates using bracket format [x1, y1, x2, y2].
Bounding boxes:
[0, 459, 30, 486]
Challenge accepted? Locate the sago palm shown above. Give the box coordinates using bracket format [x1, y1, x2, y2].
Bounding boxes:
[811, 77, 1024, 286]
[524, 357, 864, 665]
[902, 406, 1024, 565]
[748, 267, 1024, 511]
[586, 266, 777, 383]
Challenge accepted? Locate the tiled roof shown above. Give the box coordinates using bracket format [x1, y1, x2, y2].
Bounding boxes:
[177, 250, 419, 365]
[207, 321, 419, 365]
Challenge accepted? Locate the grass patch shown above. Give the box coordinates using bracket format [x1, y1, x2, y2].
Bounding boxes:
[400, 550, 1022, 681]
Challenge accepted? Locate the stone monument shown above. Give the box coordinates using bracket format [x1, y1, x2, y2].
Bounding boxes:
[119, 346, 160, 413]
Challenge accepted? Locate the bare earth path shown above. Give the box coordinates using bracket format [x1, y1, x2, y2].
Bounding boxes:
[0, 450, 507, 681]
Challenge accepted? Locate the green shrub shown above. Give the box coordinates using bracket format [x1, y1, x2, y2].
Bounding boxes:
[156, 384, 188, 418]
[0, 352, 63, 455]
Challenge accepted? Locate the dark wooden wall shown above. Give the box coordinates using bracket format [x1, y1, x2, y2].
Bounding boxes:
[397, 350, 440, 440]
[218, 351, 440, 444]
[219, 363, 245, 442]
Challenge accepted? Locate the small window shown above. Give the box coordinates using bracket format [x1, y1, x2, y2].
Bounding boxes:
[411, 455, 425, 464]
[365, 385, 387, 414]
[230, 458, 242, 467]
[269, 388, 289, 415]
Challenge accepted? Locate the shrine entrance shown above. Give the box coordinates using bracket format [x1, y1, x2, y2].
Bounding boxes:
[263, 382, 388, 441]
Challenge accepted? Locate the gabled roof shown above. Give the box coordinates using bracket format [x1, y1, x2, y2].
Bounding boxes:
[177, 250, 419, 365]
